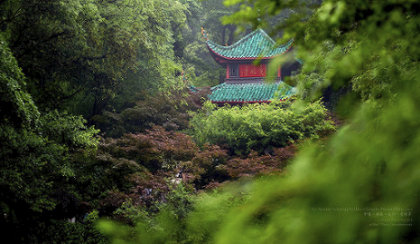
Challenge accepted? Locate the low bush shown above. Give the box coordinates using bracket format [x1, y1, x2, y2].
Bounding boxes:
[190, 100, 334, 155]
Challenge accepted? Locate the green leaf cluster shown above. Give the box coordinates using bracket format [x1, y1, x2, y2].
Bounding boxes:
[190, 100, 334, 155]
[0, 0, 190, 118]
[0, 33, 100, 242]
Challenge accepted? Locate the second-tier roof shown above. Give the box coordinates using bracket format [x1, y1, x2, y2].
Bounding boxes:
[207, 29, 293, 60]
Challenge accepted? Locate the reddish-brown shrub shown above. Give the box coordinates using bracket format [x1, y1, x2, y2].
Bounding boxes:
[224, 145, 296, 179]
[180, 144, 230, 188]
[95, 127, 297, 212]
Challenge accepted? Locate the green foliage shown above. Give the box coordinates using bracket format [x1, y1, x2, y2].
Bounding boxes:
[92, 89, 205, 137]
[41, 111, 99, 149]
[100, 89, 420, 244]
[202, 0, 419, 241]
[39, 211, 106, 244]
[223, 0, 418, 109]
[2, 0, 310, 243]
[190, 100, 334, 155]
[100, 0, 420, 243]
[3, 0, 418, 243]
[0, 32, 101, 242]
[0, 0, 188, 118]
[0, 35, 39, 126]
[98, 184, 194, 244]
[185, 186, 248, 243]
[0, 111, 98, 213]
[178, 0, 243, 87]
[204, 82, 420, 244]
[98, 183, 247, 244]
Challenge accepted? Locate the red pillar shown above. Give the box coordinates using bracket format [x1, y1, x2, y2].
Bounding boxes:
[226, 64, 230, 79]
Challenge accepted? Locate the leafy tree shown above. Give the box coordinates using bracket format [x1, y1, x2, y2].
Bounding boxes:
[92, 88, 205, 137]
[178, 0, 245, 87]
[0, 0, 188, 118]
[0, 34, 100, 242]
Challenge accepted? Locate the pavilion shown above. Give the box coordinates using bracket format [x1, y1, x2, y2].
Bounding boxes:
[204, 29, 299, 104]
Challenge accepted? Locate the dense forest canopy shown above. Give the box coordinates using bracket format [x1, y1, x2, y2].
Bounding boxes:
[0, 0, 419, 243]
[0, 0, 242, 117]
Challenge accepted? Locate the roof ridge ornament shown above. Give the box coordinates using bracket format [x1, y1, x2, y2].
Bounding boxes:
[201, 27, 208, 41]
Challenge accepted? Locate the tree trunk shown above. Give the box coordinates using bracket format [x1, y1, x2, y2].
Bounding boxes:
[227, 25, 236, 45]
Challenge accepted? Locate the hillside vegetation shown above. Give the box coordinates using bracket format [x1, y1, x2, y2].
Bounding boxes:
[0, 0, 419, 243]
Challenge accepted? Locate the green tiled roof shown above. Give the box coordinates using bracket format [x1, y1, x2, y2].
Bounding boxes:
[209, 82, 296, 103]
[207, 29, 293, 59]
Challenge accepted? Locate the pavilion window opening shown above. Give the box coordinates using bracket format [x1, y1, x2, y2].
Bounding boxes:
[229, 64, 239, 77]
